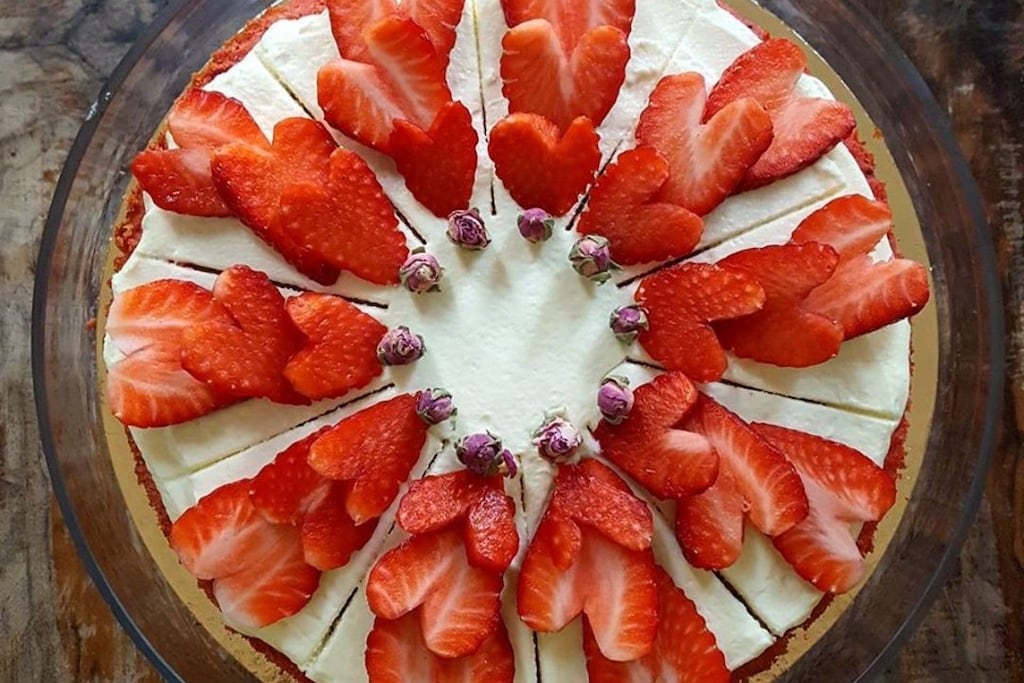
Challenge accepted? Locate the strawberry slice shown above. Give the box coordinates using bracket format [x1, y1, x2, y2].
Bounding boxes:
[319, 59, 410, 153]
[634, 263, 766, 381]
[397, 471, 519, 572]
[131, 148, 234, 217]
[107, 344, 231, 428]
[706, 39, 856, 189]
[501, 0, 635, 51]
[131, 89, 268, 217]
[500, 19, 628, 130]
[715, 243, 844, 367]
[584, 567, 730, 683]
[307, 394, 428, 524]
[300, 485, 378, 571]
[753, 423, 897, 593]
[328, 0, 465, 66]
[674, 463, 745, 569]
[107, 279, 228, 357]
[366, 613, 515, 683]
[106, 279, 233, 427]
[636, 72, 774, 216]
[277, 148, 409, 285]
[249, 430, 333, 526]
[180, 266, 307, 404]
[167, 88, 268, 150]
[790, 195, 893, 260]
[389, 100, 478, 217]
[577, 146, 704, 265]
[790, 195, 930, 338]
[320, 15, 452, 153]
[211, 118, 340, 285]
[169, 480, 321, 630]
[283, 293, 387, 401]
[676, 395, 808, 569]
[594, 372, 719, 500]
[804, 255, 930, 339]
[489, 113, 601, 216]
[519, 500, 657, 661]
[367, 528, 504, 658]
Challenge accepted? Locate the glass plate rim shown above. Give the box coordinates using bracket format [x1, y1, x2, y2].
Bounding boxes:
[31, 0, 1005, 681]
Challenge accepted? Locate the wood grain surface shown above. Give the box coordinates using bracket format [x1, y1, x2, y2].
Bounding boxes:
[1, 0, 1021, 680]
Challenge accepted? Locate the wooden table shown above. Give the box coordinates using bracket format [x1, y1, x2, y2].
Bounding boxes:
[1, 0, 1021, 680]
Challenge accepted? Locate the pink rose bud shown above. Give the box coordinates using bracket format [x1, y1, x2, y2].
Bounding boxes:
[447, 208, 491, 250]
[570, 235, 619, 284]
[532, 417, 582, 463]
[376, 326, 425, 366]
[456, 432, 518, 477]
[416, 388, 456, 425]
[609, 305, 649, 343]
[400, 249, 444, 294]
[517, 208, 555, 243]
[598, 376, 634, 425]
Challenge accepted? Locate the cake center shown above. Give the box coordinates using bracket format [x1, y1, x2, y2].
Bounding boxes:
[382, 216, 631, 455]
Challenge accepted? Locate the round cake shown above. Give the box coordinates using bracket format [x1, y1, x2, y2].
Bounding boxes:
[100, 0, 933, 680]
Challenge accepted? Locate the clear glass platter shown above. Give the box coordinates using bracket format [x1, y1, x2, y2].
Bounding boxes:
[33, 0, 1004, 680]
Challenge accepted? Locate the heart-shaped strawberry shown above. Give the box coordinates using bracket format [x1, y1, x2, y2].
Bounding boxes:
[705, 39, 856, 190]
[283, 292, 387, 401]
[389, 100, 478, 218]
[489, 113, 601, 216]
[714, 243, 844, 367]
[211, 118, 340, 285]
[636, 72, 774, 216]
[182, 265, 308, 405]
[366, 528, 505, 658]
[518, 460, 657, 663]
[594, 373, 719, 500]
[577, 146, 704, 265]
[307, 393, 428, 523]
[501, 19, 629, 131]
[634, 263, 766, 382]
[396, 470, 519, 573]
[277, 147, 409, 286]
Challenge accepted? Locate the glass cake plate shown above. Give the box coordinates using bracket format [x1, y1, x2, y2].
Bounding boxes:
[33, 0, 1003, 681]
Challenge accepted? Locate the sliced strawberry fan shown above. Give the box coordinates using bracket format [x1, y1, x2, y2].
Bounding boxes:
[675, 394, 808, 569]
[790, 195, 931, 340]
[594, 372, 718, 500]
[365, 466, 519, 666]
[633, 263, 766, 381]
[577, 146, 705, 265]
[753, 423, 897, 593]
[635, 72, 774, 217]
[328, 0, 465, 67]
[106, 279, 235, 428]
[705, 38, 857, 189]
[518, 459, 658, 662]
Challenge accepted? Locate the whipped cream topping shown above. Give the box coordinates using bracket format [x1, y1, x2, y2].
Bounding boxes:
[102, 0, 919, 677]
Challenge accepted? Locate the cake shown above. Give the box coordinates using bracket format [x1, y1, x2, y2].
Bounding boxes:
[100, 0, 932, 680]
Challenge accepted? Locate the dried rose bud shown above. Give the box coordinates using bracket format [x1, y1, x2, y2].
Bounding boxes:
[517, 208, 555, 243]
[376, 326, 425, 366]
[447, 208, 491, 250]
[416, 388, 456, 425]
[597, 376, 634, 425]
[400, 249, 443, 294]
[570, 235, 619, 284]
[457, 432, 518, 477]
[532, 417, 582, 463]
[609, 305, 649, 343]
